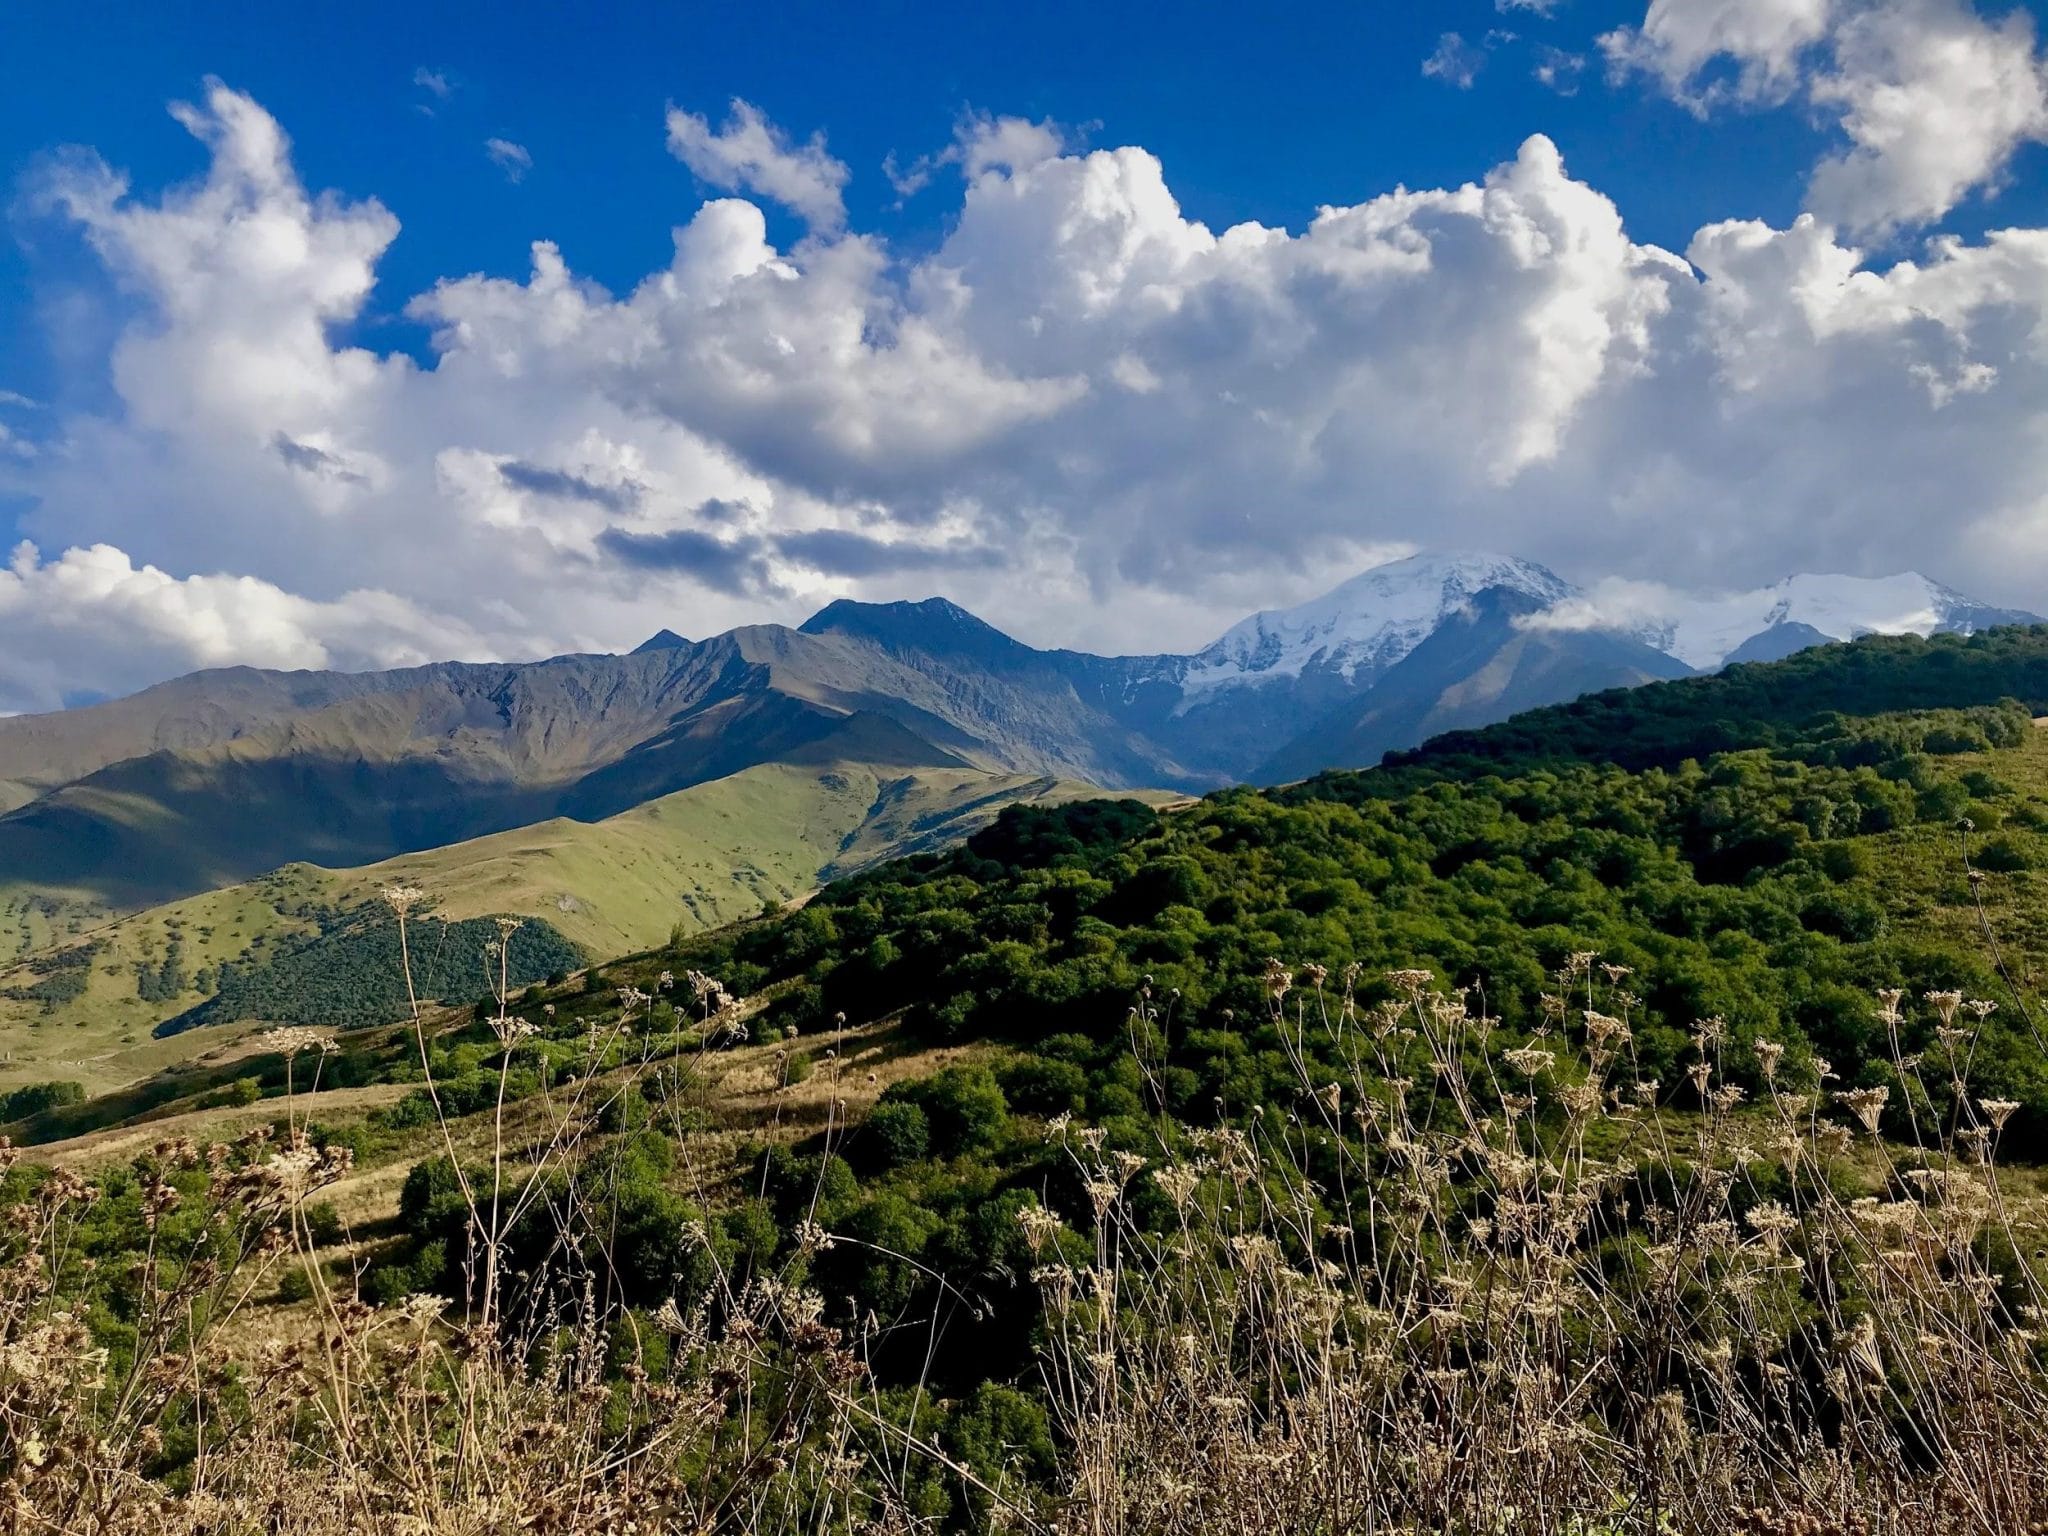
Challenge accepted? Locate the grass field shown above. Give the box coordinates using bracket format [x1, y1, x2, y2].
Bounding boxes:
[1857, 718, 2048, 990]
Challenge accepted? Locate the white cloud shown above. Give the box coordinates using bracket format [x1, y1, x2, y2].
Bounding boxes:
[1807, 0, 2048, 232]
[1535, 46, 1588, 94]
[1423, 32, 1488, 89]
[1499, 0, 1563, 14]
[887, 112, 1068, 199]
[665, 98, 849, 230]
[8, 80, 2048, 711]
[485, 137, 532, 183]
[1602, 0, 1834, 110]
[414, 67, 453, 100]
[1607, 0, 2048, 235]
[0, 541, 487, 709]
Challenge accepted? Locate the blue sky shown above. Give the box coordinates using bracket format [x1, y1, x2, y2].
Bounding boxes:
[3, 0, 2048, 708]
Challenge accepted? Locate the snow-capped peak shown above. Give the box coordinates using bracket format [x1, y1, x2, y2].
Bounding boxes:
[1532, 571, 2039, 671]
[1181, 552, 1577, 694]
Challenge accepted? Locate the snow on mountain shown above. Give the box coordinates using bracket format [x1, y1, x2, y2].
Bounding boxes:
[1534, 572, 2041, 671]
[1180, 552, 1577, 694]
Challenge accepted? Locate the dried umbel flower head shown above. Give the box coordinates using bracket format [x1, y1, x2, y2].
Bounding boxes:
[1979, 1098, 2021, 1131]
[380, 883, 424, 916]
[1502, 1047, 1555, 1076]
[1582, 1010, 1630, 1046]
[1264, 958, 1293, 1000]
[1834, 1085, 1890, 1135]
[1017, 1204, 1066, 1255]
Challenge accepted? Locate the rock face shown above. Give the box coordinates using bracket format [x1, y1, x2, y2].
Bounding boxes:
[0, 551, 2036, 916]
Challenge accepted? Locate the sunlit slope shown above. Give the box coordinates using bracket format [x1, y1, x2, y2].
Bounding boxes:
[0, 754, 1154, 1094]
[359, 757, 1130, 956]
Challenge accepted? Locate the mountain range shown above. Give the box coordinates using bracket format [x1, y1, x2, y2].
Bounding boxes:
[0, 551, 2035, 982]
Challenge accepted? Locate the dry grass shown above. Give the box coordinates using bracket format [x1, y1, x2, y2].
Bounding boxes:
[9, 894, 2048, 1532]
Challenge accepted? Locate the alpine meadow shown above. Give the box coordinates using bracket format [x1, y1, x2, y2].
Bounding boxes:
[8, 4, 2048, 1533]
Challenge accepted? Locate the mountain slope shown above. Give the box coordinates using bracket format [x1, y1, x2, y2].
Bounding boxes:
[1, 552, 2034, 968]
[1379, 623, 2048, 780]
[0, 719, 1158, 1095]
[1182, 552, 1576, 695]
[1255, 587, 1693, 780]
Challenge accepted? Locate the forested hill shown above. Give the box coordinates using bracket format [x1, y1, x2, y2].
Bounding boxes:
[1373, 625, 2048, 780]
[653, 624, 2048, 1165]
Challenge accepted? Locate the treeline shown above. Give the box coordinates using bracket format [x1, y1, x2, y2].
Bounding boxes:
[2, 942, 99, 1013]
[0, 1080, 83, 1123]
[1381, 626, 2048, 777]
[160, 907, 582, 1033]
[661, 713, 2048, 1151]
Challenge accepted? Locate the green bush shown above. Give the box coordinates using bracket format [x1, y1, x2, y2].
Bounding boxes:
[863, 1101, 931, 1168]
[1978, 833, 2035, 873]
[0, 1080, 85, 1122]
[880, 1066, 1008, 1158]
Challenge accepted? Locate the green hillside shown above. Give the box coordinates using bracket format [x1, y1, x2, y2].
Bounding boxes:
[19, 628, 2048, 1533]
[639, 633, 2048, 1158]
[0, 753, 1166, 1095]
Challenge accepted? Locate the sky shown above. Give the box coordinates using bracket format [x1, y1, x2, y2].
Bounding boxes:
[3, 0, 2048, 711]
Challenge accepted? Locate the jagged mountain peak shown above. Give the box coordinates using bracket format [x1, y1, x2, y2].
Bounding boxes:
[1182, 551, 1577, 694]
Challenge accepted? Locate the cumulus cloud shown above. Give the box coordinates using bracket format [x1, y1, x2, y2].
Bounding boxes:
[665, 98, 849, 230]
[1607, 0, 2048, 234]
[886, 112, 1067, 200]
[0, 541, 485, 709]
[7, 76, 2048, 712]
[1602, 0, 1833, 109]
[1807, 0, 2048, 232]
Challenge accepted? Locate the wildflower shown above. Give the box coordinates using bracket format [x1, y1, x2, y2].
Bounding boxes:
[1833, 1085, 1889, 1135]
[1582, 1010, 1629, 1045]
[1980, 1098, 2021, 1131]
[1152, 1165, 1201, 1211]
[1926, 990, 1963, 1026]
[1502, 1046, 1555, 1076]
[1745, 1197, 1794, 1236]
[398, 1293, 449, 1326]
[1556, 1083, 1601, 1119]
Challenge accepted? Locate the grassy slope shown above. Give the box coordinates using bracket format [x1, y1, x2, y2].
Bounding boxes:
[1859, 718, 2048, 980]
[0, 758, 1158, 1096]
